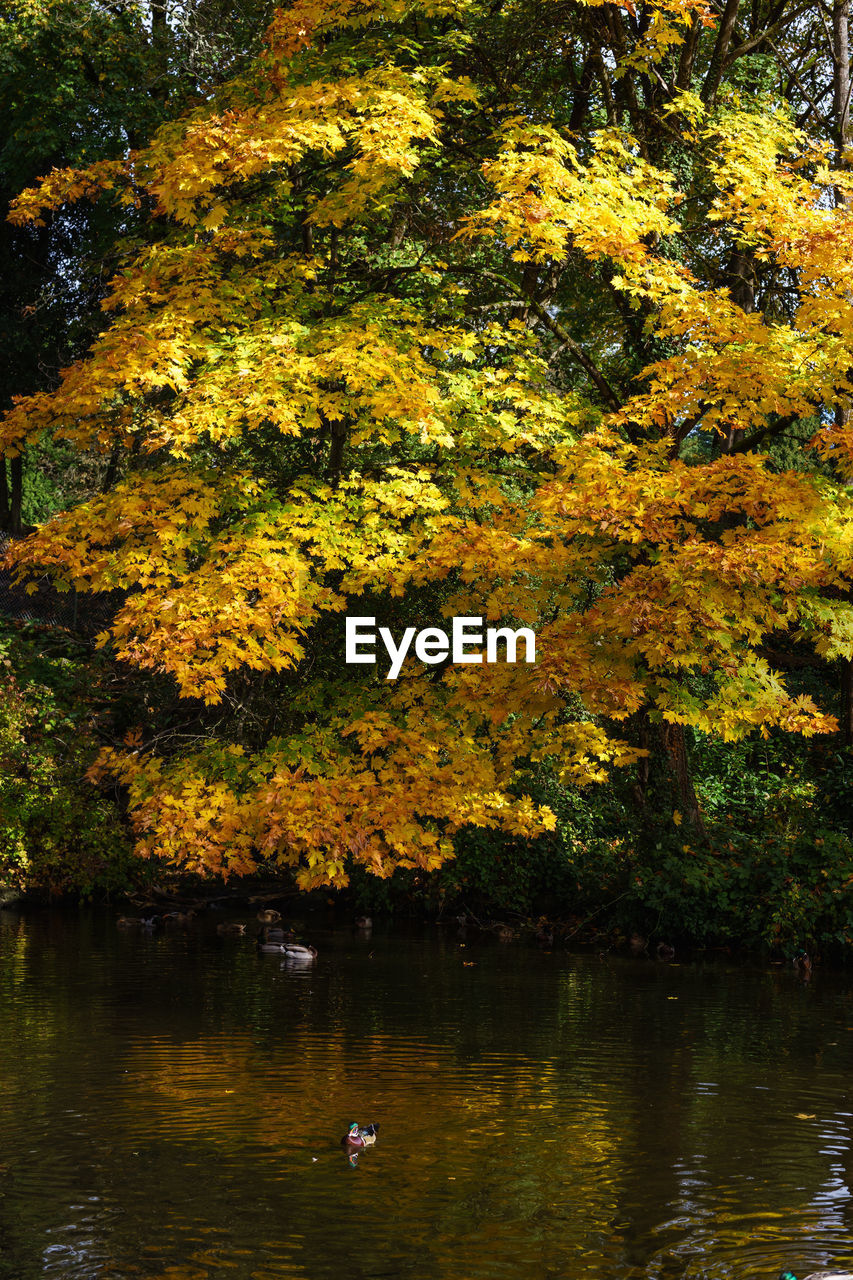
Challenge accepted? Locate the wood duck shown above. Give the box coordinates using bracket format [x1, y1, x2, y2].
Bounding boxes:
[779, 1271, 853, 1279]
[341, 1123, 379, 1148]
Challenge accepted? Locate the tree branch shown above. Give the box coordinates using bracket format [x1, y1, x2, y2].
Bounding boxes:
[478, 270, 622, 411]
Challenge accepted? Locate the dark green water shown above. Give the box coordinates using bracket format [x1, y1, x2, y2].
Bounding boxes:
[1, 910, 853, 1280]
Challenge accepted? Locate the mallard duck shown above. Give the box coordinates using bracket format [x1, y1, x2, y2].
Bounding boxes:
[217, 921, 246, 937]
[257, 939, 317, 961]
[629, 932, 648, 955]
[656, 941, 675, 961]
[164, 910, 195, 925]
[117, 914, 160, 930]
[257, 908, 281, 924]
[354, 916, 373, 929]
[341, 1122, 379, 1148]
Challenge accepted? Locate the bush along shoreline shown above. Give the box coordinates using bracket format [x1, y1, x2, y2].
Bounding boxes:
[2, 618, 851, 961]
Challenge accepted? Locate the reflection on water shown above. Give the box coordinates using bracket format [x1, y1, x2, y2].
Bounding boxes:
[1, 909, 853, 1279]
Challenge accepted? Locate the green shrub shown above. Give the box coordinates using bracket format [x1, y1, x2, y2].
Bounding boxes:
[0, 620, 133, 895]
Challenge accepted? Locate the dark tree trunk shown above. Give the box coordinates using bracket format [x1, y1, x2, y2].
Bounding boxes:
[630, 709, 704, 834]
[661, 722, 705, 833]
[724, 247, 756, 453]
[702, 0, 740, 104]
[676, 15, 702, 90]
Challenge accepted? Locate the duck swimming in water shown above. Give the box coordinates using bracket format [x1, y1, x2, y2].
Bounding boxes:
[341, 1123, 379, 1148]
[116, 914, 160, 930]
[257, 908, 281, 925]
[261, 926, 297, 944]
[217, 921, 246, 936]
[256, 934, 317, 961]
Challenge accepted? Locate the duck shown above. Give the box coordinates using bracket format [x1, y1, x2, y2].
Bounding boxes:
[163, 910, 195, 926]
[341, 1122, 379, 1148]
[354, 916, 373, 929]
[257, 908, 281, 925]
[629, 932, 648, 955]
[779, 1271, 853, 1279]
[260, 925, 297, 944]
[656, 941, 675, 961]
[257, 938, 317, 961]
[116, 914, 160, 930]
[217, 921, 246, 937]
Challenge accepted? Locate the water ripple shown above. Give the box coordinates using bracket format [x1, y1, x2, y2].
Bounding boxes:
[2, 912, 853, 1278]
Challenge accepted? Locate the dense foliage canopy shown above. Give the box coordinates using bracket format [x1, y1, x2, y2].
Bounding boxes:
[2, 0, 852, 898]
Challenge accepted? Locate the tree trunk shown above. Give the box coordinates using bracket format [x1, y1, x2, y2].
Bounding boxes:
[661, 722, 705, 833]
[676, 15, 702, 90]
[834, 0, 851, 156]
[0, 457, 8, 529]
[701, 0, 740, 104]
[630, 709, 704, 834]
[724, 247, 756, 453]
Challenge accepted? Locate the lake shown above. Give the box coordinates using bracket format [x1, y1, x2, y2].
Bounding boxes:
[1, 908, 852, 1279]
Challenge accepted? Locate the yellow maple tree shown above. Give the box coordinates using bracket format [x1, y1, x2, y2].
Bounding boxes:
[3, 0, 853, 884]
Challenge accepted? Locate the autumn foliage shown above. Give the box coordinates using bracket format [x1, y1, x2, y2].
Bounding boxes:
[3, 0, 853, 886]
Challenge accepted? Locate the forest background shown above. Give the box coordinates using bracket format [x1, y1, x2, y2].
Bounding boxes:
[1, 0, 853, 955]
